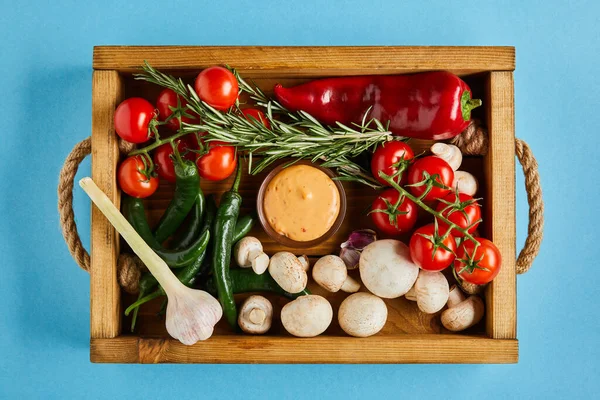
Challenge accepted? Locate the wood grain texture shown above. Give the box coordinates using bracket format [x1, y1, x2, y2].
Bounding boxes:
[91, 70, 123, 338]
[90, 335, 518, 364]
[484, 72, 517, 339]
[93, 46, 515, 75]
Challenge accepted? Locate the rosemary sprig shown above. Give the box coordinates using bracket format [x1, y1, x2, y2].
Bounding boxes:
[134, 62, 391, 184]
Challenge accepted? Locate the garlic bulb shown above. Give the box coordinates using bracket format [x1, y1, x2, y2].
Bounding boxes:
[80, 177, 222, 345]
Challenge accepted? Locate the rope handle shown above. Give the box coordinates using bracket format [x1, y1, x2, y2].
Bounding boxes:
[57, 137, 144, 294]
[59, 126, 543, 292]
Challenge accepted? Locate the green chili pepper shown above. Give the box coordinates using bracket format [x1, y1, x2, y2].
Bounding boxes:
[153, 157, 200, 243]
[123, 195, 210, 268]
[232, 213, 256, 244]
[170, 191, 205, 250]
[203, 268, 310, 300]
[212, 160, 243, 328]
[125, 196, 218, 326]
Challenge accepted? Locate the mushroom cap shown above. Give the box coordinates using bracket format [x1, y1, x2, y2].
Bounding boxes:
[312, 255, 348, 292]
[234, 236, 263, 268]
[238, 295, 273, 334]
[414, 270, 450, 314]
[338, 292, 388, 337]
[340, 275, 361, 293]
[453, 171, 478, 196]
[268, 252, 308, 294]
[281, 295, 333, 337]
[359, 239, 419, 298]
[441, 295, 485, 332]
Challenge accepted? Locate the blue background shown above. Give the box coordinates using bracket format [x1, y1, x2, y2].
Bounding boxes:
[1, 0, 598, 398]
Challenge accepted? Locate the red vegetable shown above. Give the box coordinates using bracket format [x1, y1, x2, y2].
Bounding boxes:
[409, 223, 456, 272]
[117, 155, 159, 198]
[153, 138, 197, 183]
[435, 192, 481, 237]
[194, 66, 239, 111]
[454, 238, 502, 285]
[369, 188, 417, 235]
[156, 89, 198, 130]
[407, 156, 454, 201]
[242, 108, 271, 129]
[371, 141, 414, 186]
[114, 98, 156, 143]
[196, 141, 237, 181]
[274, 72, 481, 140]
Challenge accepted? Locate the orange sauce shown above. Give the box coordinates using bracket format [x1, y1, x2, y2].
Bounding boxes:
[263, 165, 340, 241]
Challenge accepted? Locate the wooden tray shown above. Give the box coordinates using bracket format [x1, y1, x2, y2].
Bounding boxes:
[90, 46, 517, 364]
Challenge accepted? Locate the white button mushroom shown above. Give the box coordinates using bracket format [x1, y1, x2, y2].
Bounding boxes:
[281, 295, 333, 337]
[338, 293, 388, 337]
[405, 270, 450, 314]
[268, 252, 308, 294]
[453, 171, 479, 196]
[234, 237, 270, 275]
[441, 285, 485, 332]
[238, 295, 273, 334]
[430, 143, 462, 171]
[297, 254, 310, 272]
[359, 239, 419, 298]
[312, 255, 360, 293]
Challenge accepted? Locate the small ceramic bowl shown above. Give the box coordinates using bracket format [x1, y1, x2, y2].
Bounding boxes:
[257, 160, 347, 249]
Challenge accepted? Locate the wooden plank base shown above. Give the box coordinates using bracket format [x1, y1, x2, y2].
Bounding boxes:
[91, 335, 518, 364]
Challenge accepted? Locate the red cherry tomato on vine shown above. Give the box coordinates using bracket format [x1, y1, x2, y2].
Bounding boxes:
[371, 141, 414, 186]
[454, 238, 502, 285]
[194, 66, 239, 111]
[435, 192, 481, 237]
[370, 188, 418, 235]
[156, 89, 198, 130]
[153, 139, 197, 183]
[114, 98, 156, 143]
[407, 156, 454, 201]
[242, 108, 271, 128]
[409, 223, 456, 271]
[196, 141, 237, 181]
[117, 155, 159, 198]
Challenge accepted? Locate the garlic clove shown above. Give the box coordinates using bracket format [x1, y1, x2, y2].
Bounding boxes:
[340, 247, 361, 270]
[340, 229, 377, 250]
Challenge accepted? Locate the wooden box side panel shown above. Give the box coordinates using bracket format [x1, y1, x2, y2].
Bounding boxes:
[90, 70, 123, 338]
[484, 71, 517, 339]
[93, 46, 515, 76]
[91, 335, 518, 364]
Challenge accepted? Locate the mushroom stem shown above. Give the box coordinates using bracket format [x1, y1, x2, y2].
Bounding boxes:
[297, 255, 310, 271]
[248, 308, 266, 325]
[431, 143, 462, 171]
[405, 285, 417, 301]
[340, 275, 360, 293]
[447, 285, 466, 308]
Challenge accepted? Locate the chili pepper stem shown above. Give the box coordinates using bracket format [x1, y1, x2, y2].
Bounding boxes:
[378, 171, 480, 247]
[125, 290, 163, 316]
[231, 158, 243, 192]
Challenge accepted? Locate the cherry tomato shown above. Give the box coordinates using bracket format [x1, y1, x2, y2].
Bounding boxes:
[371, 141, 414, 186]
[436, 193, 481, 237]
[370, 188, 418, 235]
[153, 138, 197, 183]
[196, 141, 237, 181]
[114, 98, 156, 143]
[407, 156, 454, 201]
[156, 89, 198, 130]
[194, 66, 239, 111]
[454, 238, 502, 285]
[117, 155, 159, 198]
[242, 108, 271, 129]
[409, 223, 457, 271]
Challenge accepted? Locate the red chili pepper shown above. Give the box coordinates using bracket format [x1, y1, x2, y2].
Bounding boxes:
[274, 71, 481, 140]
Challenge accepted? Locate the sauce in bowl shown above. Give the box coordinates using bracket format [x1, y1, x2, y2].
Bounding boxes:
[263, 164, 341, 242]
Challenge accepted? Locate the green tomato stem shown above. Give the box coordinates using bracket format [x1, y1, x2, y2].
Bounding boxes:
[378, 171, 480, 247]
